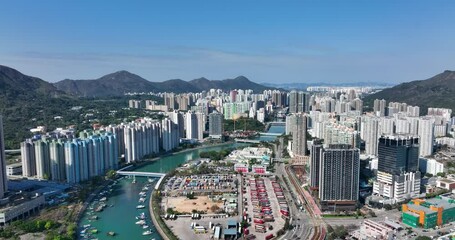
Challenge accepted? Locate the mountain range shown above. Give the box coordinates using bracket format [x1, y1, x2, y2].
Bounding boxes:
[54, 71, 272, 97]
[364, 70, 455, 113]
[261, 82, 394, 90]
[0, 65, 61, 98]
[1, 64, 455, 147]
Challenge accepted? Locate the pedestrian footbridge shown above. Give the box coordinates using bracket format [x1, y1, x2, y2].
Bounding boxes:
[258, 132, 282, 136]
[117, 166, 166, 190]
[234, 138, 261, 143]
[116, 171, 165, 178]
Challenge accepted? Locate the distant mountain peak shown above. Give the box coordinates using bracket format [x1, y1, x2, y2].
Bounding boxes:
[193, 77, 209, 81]
[101, 70, 144, 80]
[234, 75, 249, 80]
[0, 65, 59, 96]
[53, 70, 274, 96]
[114, 70, 131, 74]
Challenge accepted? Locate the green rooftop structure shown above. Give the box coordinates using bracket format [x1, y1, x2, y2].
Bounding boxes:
[402, 197, 455, 229]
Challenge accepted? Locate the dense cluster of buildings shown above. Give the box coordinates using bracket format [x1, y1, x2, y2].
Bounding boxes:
[278, 87, 455, 211]
[12, 84, 455, 225]
[21, 132, 119, 184]
[20, 118, 180, 184]
[20, 101, 228, 184]
[132, 89, 305, 124]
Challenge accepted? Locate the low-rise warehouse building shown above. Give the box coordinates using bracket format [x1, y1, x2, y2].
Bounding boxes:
[437, 178, 455, 191]
[402, 197, 455, 229]
[351, 219, 394, 239]
[0, 194, 45, 226]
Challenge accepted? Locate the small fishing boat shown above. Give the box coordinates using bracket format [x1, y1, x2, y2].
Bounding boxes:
[142, 230, 152, 235]
[135, 220, 146, 225]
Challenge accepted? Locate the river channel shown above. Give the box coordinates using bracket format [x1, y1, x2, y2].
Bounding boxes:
[78, 124, 285, 240]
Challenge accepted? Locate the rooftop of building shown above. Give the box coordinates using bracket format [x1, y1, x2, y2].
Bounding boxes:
[223, 228, 237, 235]
[403, 210, 420, 218]
[406, 203, 436, 215]
[8, 179, 70, 198]
[0, 191, 44, 211]
[437, 178, 455, 184]
[227, 219, 237, 227]
[6, 163, 22, 168]
[383, 219, 402, 230]
[379, 134, 419, 140]
[426, 198, 455, 210]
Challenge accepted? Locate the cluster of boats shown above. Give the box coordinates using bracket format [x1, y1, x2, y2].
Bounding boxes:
[80, 181, 119, 239]
[79, 178, 157, 239]
[80, 224, 116, 239]
[136, 180, 155, 236]
[136, 180, 153, 208]
[135, 212, 153, 235]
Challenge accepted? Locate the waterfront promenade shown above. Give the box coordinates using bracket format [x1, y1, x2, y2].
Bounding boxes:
[150, 187, 171, 240]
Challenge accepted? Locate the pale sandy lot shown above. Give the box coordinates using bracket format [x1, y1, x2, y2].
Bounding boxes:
[166, 196, 224, 213]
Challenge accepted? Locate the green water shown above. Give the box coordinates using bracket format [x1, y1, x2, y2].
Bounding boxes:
[255, 125, 285, 142]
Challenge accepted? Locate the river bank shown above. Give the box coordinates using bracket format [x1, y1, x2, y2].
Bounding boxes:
[123, 141, 236, 171]
[77, 142, 243, 240]
[77, 125, 285, 239]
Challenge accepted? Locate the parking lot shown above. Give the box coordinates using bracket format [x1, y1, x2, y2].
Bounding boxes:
[165, 214, 241, 240]
[242, 176, 287, 239]
[164, 174, 238, 196]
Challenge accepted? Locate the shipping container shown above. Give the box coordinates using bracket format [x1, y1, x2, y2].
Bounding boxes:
[254, 218, 265, 224]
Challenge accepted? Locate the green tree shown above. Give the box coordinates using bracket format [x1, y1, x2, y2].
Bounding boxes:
[66, 223, 76, 239]
[186, 192, 196, 199]
[106, 169, 116, 179]
[424, 173, 434, 178]
[437, 172, 447, 177]
[44, 221, 53, 230]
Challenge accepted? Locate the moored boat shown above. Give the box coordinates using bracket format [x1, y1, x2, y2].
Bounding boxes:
[142, 230, 152, 235]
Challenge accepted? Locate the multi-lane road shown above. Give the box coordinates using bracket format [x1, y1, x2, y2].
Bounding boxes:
[272, 138, 326, 240]
[275, 162, 312, 240]
[275, 161, 327, 240]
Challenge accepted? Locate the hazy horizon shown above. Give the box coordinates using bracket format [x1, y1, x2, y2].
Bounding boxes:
[1, 1, 454, 84]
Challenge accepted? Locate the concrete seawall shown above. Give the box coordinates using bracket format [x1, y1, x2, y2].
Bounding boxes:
[149, 178, 172, 240]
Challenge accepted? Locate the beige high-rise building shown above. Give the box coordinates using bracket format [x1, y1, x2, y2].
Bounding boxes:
[418, 117, 435, 157]
[286, 113, 308, 156]
[362, 116, 379, 156]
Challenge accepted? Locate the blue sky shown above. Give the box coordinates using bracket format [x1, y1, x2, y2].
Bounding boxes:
[0, 1, 454, 84]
